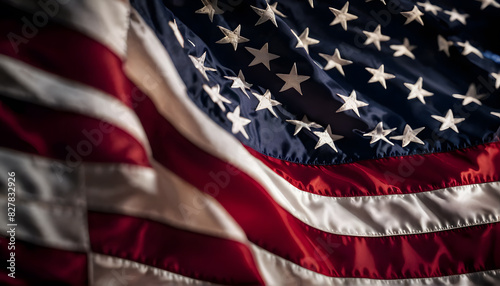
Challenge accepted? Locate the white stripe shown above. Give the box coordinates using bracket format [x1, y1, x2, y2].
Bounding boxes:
[0, 149, 88, 251]
[0, 55, 150, 152]
[3, 0, 129, 58]
[0, 148, 246, 244]
[251, 245, 500, 286]
[4, 148, 499, 285]
[123, 8, 500, 237]
[85, 161, 247, 243]
[91, 253, 219, 286]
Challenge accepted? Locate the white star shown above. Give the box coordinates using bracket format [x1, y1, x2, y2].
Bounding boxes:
[404, 77, 434, 104]
[401, 5, 424, 25]
[251, 3, 278, 27]
[269, 2, 287, 18]
[245, 43, 280, 70]
[366, 0, 387, 5]
[292, 27, 320, 54]
[195, 0, 223, 22]
[216, 25, 249, 51]
[319, 48, 352, 76]
[452, 84, 486, 106]
[313, 125, 344, 152]
[224, 70, 252, 98]
[363, 25, 390, 51]
[365, 64, 395, 89]
[276, 63, 310, 95]
[417, 1, 442, 15]
[308, 0, 314, 8]
[252, 89, 281, 117]
[491, 112, 500, 118]
[457, 41, 483, 58]
[227, 106, 251, 139]
[444, 9, 469, 25]
[491, 72, 500, 89]
[203, 84, 231, 111]
[390, 125, 425, 147]
[329, 2, 358, 31]
[189, 52, 217, 81]
[390, 38, 416, 59]
[363, 122, 396, 145]
[168, 19, 184, 48]
[286, 115, 322, 136]
[431, 109, 465, 133]
[336, 90, 368, 117]
[437, 35, 453, 57]
[476, 0, 500, 10]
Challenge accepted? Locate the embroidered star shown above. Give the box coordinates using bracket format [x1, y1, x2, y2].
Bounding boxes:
[251, 3, 278, 27]
[227, 106, 251, 139]
[313, 125, 343, 152]
[476, 0, 500, 10]
[286, 115, 322, 135]
[336, 90, 368, 117]
[491, 72, 500, 89]
[252, 89, 281, 118]
[437, 35, 453, 57]
[491, 112, 500, 118]
[308, 0, 314, 8]
[224, 70, 252, 98]
[292, 27, 320, 54]
[245, 43, 280, 70]
[203, 84, 231, 111]
[319, 48, 352, 76]
[401, 5, 424, 25]
[452, 84, 486, 106]
[363, 25, 390, 51]
[457, 41, 483, 58]
[329, 2, 358, 31]
[417, 1, 442, 15]
[404, 77, 433, 104]
[390, 125, 425, 147]
[444, 9, 469, 25]
[269, 2, 287, 18]
[363, 122, 396, 145]
[365, 64, 395, 89]
[276, 63, 310, 95]
[390, 38, 416, 59]
[195, 0, 223, 22]
[431, 109, 465, 133]
[168, 19, 184, 48]
[216, 25, 249, 51]
[189, 52, 217, 81]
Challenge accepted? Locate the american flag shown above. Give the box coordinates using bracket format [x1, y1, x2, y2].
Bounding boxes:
[1, 0, 500, 284]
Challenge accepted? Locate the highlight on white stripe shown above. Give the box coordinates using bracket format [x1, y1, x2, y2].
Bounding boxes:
[3, 0, 130, 57]
[0, 55, 150, 151]
[251, 245, 500, 286]
[123, 8, 500, 237]
[91, 253, 218, 286]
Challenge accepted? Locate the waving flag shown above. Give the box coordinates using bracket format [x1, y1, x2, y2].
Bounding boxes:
[1, 0, 500, 285]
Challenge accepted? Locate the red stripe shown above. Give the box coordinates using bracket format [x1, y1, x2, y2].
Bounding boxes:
[88, 211, 265, 285]
[0, 237, 88, 285]
[246, 143, 500, 196]
[0, 96, 150, 167]
[0, 9, 133, 108]
[1, 5, 498, 198]
[2, 6, 499, 279]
